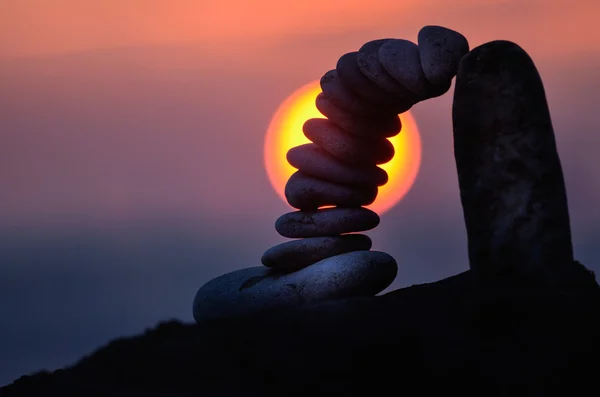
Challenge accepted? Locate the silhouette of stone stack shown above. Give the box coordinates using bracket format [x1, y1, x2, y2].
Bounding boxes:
[192, 26, 470, 323]
[261, 26, 469, 281]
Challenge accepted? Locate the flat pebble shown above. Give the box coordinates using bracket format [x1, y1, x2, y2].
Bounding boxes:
[336, 52, 411, 113]
[261, 234, 372, 271]
[275, 207, 380, 238]
[356, 39, 420, 103]
[379, 39, 450, 100]
[304, 118, 394, 166]
[193, 251, 398, 322]
[285, 171, 377, 210]
[287, 143, 388, 187]
[418, 25, 469, 86]
[320, 69, 379, 116]
[315, 93, 402, 138]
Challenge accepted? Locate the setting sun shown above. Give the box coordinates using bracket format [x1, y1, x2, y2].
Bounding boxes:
[264, 80, 422, 215]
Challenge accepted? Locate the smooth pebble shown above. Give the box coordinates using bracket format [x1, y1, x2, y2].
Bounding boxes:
[418, 25, 469, 86]
[304, 118, 394, 166]
[193, 251, 398, 322]
[287, 143, 388, 187]
[379, 39, 450, 100]
[261, 234, 372, 271]
[357, 39, 420, 103]
[336, 51, 411, 113]
[320, 69, 379, 115]
[315, 93, 402, 138]
[285, 171, 377, 210]
[275, 207, 380, 238]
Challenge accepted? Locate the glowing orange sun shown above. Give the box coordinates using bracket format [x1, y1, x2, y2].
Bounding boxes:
[264, 80, 422, 215]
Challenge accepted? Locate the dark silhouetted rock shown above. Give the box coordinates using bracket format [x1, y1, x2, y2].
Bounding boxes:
[261, 234, 372, 271]
[192, 251, 397, 322]
[315, 92, 402, 138]
[319, 69, 379, 115]
[357, 39, 419, 103]
[418, 25, 470, 86]
[453, 40, 577, 289]
[336, 51, 410, 113]
[379, 38, 450, 99]
[275, 207, 380, 238]
[284, 170, 378, 210]
[3, 269, 599, 396]
[303, 118, 395, 165]
[287, 143, 389, 187]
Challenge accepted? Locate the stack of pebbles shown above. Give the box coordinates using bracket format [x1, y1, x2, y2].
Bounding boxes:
[193, 26, 469, 322]
[261, 26, 469, 286]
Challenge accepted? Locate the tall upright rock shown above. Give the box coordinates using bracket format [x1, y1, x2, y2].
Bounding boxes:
[452, 41, 579, 287]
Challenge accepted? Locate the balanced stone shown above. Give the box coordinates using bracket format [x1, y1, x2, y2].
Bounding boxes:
[356, 39, 419, 103]
[320, 69, 380, 116]
[287, 143, 389, 187]
[275, 207, 380, 238]
[379, 39, 450, 100]
[189, 25, 487, 329]
[261, 234, 372, 271]
[452, 40, 573, 284]
[336, 51, 411, 113]
[418, 25, 469, 86]
[193, 251, 398, 322]
[303, 118, 395, 166]
[285, 171, 377, 210]
[315, 93, 402, 138]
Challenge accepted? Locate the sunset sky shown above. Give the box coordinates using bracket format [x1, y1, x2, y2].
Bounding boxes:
[1, 0, 599, 385]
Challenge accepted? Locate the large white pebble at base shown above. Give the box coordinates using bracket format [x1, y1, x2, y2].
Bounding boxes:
[193, 251, 397, 322]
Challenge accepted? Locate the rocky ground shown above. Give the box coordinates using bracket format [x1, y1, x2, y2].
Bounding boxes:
[3, 266, 599, 396]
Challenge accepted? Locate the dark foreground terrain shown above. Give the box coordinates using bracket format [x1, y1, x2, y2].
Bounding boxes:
[3, 265, 599, 396]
